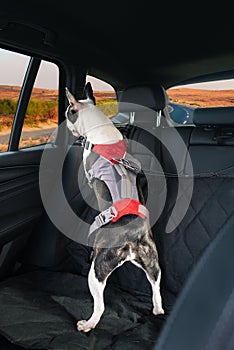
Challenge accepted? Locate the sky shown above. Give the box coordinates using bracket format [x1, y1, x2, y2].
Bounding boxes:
[176, 80, 234, 90]
[1, 48, 234, 91]
[0, 48, 114, 91]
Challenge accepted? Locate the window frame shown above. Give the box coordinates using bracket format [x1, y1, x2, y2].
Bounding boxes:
[0, 47, 64, 152]
[166, 78, 234, 126]
[8, 57, 41, 151]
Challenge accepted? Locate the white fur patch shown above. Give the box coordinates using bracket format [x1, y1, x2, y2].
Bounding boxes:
[72, 104, 123, 144]
[77, 249, 137, 332]
[131, 260, 164, 315]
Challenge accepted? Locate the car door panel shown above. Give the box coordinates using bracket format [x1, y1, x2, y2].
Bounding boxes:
[0, 147, 48, 278]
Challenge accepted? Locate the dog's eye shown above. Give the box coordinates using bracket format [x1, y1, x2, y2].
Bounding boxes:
[67, 107, 78, 124]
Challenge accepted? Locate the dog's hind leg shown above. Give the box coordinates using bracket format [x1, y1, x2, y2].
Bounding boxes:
[146, 267, 164, 315]
[77, 246, 135, 332]
[132, 243, 164, 315]
[77, 260, 106, 332]
[132, 259, 164, 315]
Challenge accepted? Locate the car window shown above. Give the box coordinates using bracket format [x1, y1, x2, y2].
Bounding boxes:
[19, 60, 58, 149]
[166, 79, 234, 125]
[0, 48, 30, 152]
[0, 48, 59, 152]
[86, 75, 117, 117]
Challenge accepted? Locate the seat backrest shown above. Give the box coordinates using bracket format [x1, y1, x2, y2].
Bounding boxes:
[108, 84, 171, 293]
[154, 213, 234, 350]
[21, 144, 96, 269]
[188, 106, 234, 175]
[155, 108, 234, 348]
[116, 84, 170, 169]
[156, 106, 234, 312]
[118, 84, 169, 128]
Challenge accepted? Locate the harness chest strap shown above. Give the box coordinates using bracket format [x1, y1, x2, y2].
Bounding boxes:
[77, 137, 146, 235]
[82, 137, 127, 161]
[79, 136, 141, 173]
[88, 198, 149, 237]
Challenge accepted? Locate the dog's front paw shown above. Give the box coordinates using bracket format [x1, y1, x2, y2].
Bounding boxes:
[77, 320, 94, 333]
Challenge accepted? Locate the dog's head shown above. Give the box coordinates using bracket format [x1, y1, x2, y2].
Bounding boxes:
[65, 82, 96, 137]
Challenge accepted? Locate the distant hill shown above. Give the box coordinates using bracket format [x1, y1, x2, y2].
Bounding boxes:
[1, 85, 234, 108]
[0, 85, 116, 102]
[0, 85, 58, 101]
[167, 88, 234, 107]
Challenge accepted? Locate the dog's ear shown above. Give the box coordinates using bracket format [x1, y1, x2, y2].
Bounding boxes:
[65, 87, 83, 111]
[84, 82, 96, 105]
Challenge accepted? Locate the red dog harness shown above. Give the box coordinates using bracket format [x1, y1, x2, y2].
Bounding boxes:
[78, 137, 148, 236]
[92, 139, 127, 163]
[89, 198, 148, 236]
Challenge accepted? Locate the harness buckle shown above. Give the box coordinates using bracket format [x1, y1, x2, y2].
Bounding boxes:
[75, 136, 93, 151]
[75, 136, 86, 147]
[84, 139, 93, 151]
[95, 206, 118, 227]
[112, 158, 141, 173]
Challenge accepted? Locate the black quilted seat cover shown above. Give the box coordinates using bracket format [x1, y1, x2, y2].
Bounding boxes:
[155, 176, 234, 311]
[0, 270, 165, 350]
[0, 171, 233, 349]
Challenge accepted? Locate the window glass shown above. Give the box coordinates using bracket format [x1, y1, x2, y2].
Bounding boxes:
[166, 79, 234, 125]
[86, 75, 117, 117]
[0, 48, 30, 152]
[19, 60, 59, 149]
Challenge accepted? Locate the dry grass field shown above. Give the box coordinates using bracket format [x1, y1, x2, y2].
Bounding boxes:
[0, 85, 234, 152]
[96, 88, 234, 108]
[95, 88, 234, 108]
[1, 85, 234, 107]
[0, 85, 116, 101]
[167, 88, 234, 107]
[0, 85, 58, 101]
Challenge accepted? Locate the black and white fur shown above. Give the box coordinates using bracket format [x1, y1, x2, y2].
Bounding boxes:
[65, 82, 164, 332]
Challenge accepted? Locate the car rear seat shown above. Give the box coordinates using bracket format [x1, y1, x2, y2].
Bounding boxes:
[156, 106, 234, 312]
[36, 90, 234, 331]
[111, 85, 196, 303]
[154, 107, 234, 350]
[0, 85, 171, 350]
[1, 88, 234, 349]
[108, 84, 171, 292]
[114, 90, 234, 314]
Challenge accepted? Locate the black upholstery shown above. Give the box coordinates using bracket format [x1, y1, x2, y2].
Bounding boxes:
[155, 107, 234, 314]
[154, 211, 234, 350]
[0, 98, 234, 349]
[118, 84, 169, 112]
[116, 84, 169, 129]
[193, 106, 234, 125]
[115, 97, 234, 313]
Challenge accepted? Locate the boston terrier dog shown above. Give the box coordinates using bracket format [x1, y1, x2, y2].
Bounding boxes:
[65, 82, 164, 332]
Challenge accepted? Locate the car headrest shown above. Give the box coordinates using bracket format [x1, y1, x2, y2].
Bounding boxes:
[193, 107, 234, 125]
[118, 84, 169, 113]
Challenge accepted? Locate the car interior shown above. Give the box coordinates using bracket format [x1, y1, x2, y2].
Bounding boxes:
[0, 2, 234, 350]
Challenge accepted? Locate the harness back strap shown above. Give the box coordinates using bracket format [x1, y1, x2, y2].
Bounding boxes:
[88, 198, 148, 237]
[112, 198, 148, 221]
[92, 139, 127, 162]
